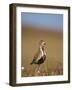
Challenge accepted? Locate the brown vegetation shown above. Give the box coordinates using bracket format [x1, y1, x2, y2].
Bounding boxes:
[21, 25, 63, 77]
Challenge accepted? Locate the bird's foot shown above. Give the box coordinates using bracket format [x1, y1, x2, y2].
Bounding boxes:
[37, 70, 40, 73]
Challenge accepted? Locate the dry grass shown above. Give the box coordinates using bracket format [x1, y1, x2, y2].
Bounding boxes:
[21, 26, 63, 77]
[21, 61, 63, 77]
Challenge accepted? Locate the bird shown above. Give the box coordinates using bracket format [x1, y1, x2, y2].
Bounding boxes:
[30, 40, 46, 66]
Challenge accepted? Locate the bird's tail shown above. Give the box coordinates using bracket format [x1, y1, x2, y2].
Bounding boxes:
[30, 59, 35, 65]
[30, 62, 33, 65]
[30, 61, 37, 65]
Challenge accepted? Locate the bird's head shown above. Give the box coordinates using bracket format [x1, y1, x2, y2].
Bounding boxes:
[39, 40, 46, 49]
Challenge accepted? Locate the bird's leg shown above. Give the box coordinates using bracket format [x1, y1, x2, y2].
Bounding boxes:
[37, 64, 41, 73]
[34, 64, 41, 76]
[35, 65, 38, 73]
[38, 65, 40, 71]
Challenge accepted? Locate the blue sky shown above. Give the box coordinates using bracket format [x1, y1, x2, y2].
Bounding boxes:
[21, 12, 63, 30]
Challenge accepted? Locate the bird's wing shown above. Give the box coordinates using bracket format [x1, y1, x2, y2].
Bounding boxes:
[33, 50, 42, 62]
[33, 51, 39, 60]
[30, 52, 38, 64]
[30, 50, 40, 64]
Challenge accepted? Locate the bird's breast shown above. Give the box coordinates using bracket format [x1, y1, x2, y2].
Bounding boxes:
[41, 50, 46, 56]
